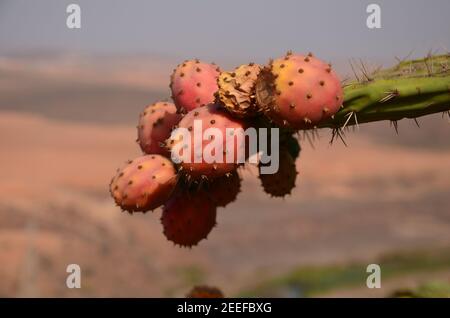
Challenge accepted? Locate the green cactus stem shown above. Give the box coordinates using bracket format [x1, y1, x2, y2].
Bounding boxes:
[316, 54, 450, 129]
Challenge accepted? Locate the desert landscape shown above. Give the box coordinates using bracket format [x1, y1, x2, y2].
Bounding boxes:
[0, 54, 449, 297]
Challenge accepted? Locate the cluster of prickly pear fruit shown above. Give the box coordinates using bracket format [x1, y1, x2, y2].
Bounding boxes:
[110, 52, 450, 248]
[109, 53, 331, 247]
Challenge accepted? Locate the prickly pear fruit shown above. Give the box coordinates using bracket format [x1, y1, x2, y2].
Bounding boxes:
[110, 155, 177, 213]
[259, 148, 297, 197]
[170, 59, 220, 113]
[137, 101, 182, 156]
[186, 286, 224, 298]
[218, 63, 261, 118]
[256, 52, 343, 129]
[161, 191, 217, 247]
[167, 103, 248, 180]
[206, 170, 241, 207]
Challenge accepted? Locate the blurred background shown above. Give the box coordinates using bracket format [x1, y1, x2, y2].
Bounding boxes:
[0, 0, 449, 297]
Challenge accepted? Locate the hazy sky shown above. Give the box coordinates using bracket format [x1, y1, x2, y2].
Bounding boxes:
[1, 0, 449, 61]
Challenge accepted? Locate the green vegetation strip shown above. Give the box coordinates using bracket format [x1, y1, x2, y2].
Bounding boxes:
[238, 248, 450, 297]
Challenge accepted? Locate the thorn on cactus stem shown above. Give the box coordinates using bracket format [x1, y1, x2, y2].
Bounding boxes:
[391, 120, 399, 134]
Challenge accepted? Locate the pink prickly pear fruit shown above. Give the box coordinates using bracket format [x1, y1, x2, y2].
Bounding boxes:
[256, 52, 343, 129]
[137, 101, 182, 157]
[161, 190, 217, 247]
[109, 155, 178, 213]
[170, 59, 220, 113]
[166, 103, 248, 180]
[207, 170, 241, 207]
[259, 148, 297, 197]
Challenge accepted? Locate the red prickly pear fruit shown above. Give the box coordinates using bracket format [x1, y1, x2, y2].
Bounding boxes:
[170, 59, 220, 113]
[186, 286, 224, 298]
[256, 52, 343, 129]
[259, 148, 297, 197]
[166, 103, 248, 179]
[137, 101, 182, 157]
[218, 63, 262, 118]
[206, 170, 241, 207]
[161, 191, 217, 247]
[109, 155, 178, 213]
